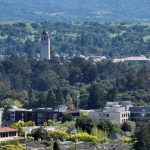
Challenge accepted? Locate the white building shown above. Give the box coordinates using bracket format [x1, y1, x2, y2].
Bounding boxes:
[0, 108, 4, 127]
[113, 55, 150, 63]
[40, 30, 51, 60]
[89, 101, 132, 123]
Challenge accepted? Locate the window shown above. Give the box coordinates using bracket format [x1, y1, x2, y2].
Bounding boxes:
[37, 113, 45, 118]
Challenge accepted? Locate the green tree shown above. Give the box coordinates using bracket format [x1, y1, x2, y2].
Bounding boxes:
[134, 123, 150, 150]
[62, 114, 74, 123]
[28, 88, 37, 106]
[46, 89, 56, 107]
[53, 141, 61, 150]
[31, 127, 48, 140]
[88, 83, 106, 109]
[97, 120, 115, 134]
[55, 88, 64, 105]
[75, 115, 95, 134]
[66, 93, 74, 110]
[121, 121, 135, 132]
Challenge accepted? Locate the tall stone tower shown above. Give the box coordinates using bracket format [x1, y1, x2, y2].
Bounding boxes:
[41, 30, 51, 60]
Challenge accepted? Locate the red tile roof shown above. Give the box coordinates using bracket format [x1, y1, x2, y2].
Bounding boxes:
[64, 109, 80, 114]
[0, 127, 17, 132]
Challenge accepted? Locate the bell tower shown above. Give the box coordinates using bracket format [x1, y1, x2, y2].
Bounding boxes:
[41, 30, 51, 60]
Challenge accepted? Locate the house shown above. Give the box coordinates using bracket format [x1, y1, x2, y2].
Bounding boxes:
[0, 127, 25, 143]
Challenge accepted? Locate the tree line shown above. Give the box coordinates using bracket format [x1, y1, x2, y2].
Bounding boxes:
[0, 55, 150, 109]
[0, 22, 150, 57]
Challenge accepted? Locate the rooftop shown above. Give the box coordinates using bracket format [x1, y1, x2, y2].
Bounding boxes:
[0, 127, 17, 132]
[42, 30, 49, 36]
[63, 109, 80, 114]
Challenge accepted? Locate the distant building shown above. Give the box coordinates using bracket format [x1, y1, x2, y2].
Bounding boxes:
[113, 55, 150, 63]
[89, 101, 132, 123]
[8, 107, 32, 122]
[8, 105, 68, 126]
[130, 106, 150, 122]
[40, 30, 51, 60]
[0, 108, 4, 127]
[8, 106, 93, 125]
[0, 127, 25, 143]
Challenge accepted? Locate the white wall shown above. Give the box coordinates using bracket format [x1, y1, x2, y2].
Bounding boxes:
[89, 110, 130, 123]
[0, 108, 4, 126]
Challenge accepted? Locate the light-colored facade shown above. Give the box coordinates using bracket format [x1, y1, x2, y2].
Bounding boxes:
[89, 101, 132, 123]
[113, 55, 150, 63]
[0, 108, 4, 127]
[0, 127, 18, 142]
[40, 30, 51, 60]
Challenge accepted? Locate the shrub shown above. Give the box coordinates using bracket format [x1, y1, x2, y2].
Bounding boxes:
[1, 144, 25, 150]
[48, 130, 69, 140]
[11, 121, 35, 136]
[27, 136, 34, 141]
[91, 127, 108, 143]
[120, 136, 132, 143]
[70, 132, 98, 145]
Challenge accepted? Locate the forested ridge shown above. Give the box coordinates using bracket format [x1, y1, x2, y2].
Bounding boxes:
[0, 22, 150, 57]
[0, 21, 150, 109]
[0, 55, 150, 109]
[0, 0, 150, 23]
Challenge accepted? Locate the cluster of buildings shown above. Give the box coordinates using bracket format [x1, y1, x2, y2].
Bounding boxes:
[0, 100, 149, 143]
[0, 101, 150, 143]
[0, 101, 150, 128]
[113, 55, 150, 63]
[0, 30, 150, 144]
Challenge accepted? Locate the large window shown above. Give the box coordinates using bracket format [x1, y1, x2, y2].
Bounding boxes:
[37, 113, 45, 118]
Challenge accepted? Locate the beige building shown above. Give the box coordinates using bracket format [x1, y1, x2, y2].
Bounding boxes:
[89, 101, 132, 123]
[0, 127, 19, 142]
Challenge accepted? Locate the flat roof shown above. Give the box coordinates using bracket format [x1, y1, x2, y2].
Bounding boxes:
[64, 109, 80, 114]
[130, 106, 150, 111]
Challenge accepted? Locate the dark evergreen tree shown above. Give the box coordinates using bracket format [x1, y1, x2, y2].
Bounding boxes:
[31, 127, 48, 140]
[97, 120, 115, 134]
[53, 141, 61, 150]
[75, 115, 95, 134]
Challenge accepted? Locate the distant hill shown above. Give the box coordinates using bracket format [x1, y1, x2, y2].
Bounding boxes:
[0, 0, 150, 23]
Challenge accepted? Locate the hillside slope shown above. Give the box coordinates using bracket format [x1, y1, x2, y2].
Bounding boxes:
[0, 0, 150, 22]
